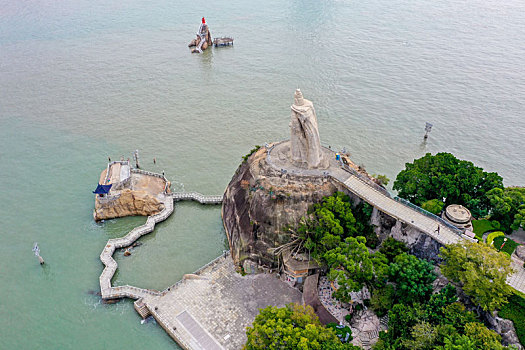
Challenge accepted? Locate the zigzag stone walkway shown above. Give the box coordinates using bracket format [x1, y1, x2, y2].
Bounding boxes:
[99, 191, 224, 300]
[99, 196, 173, 299]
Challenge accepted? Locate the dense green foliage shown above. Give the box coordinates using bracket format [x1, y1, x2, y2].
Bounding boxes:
[325, 236, 388, 302]
[298, 192, 358, 258]
[244, 304, 359, 349]
[499, 293, 525, 345]
[294, 192, 385, 301]
[370, 284, 395, 317]
[440, 242, 513, 311]
[393, 152, 503, 217]
[373, 284, 510, 350]
[486, 187, 525, 232]
[421, 199, 445, 215]
[472, 219, 499, 240]
[378, 237, 409, 263]
[283, 191, 514, 349]
[389, 253, 436, 303]
[493, 236, 520, 256]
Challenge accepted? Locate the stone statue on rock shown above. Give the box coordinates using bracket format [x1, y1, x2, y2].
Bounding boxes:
[188, 17, 213, 53]
[289, 89, 327, 169]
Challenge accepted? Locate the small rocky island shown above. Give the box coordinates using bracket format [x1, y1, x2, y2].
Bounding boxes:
[188, 17, 213, 53]
[93, 160, 169, 221]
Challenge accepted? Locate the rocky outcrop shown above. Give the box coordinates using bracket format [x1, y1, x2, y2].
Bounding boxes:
[222, 147, 344, 268]
[94, 189, 164, 221]
[484, 312, 523, 349]
[188, 18, 213, 53]
[371, 207, 444, 263]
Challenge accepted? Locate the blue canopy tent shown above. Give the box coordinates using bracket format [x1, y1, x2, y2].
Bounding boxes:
[93, 184, 112, 195]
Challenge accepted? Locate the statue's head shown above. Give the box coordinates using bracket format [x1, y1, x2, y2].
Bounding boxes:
[294, 89, 304, 106]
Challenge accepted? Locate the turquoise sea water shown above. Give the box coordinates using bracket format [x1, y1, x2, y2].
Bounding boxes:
[1, 0, 524, 348]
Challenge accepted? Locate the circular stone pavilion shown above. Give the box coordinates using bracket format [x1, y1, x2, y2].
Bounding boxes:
[442, 204, 473, 231]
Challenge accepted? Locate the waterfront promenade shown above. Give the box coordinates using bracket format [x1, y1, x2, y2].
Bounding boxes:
[142, 255, 302, 349]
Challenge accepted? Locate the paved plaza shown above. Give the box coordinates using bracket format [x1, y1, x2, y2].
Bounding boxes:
[142, 256, 302, 350]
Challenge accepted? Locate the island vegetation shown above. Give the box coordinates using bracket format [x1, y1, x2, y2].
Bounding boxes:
[245, 151, 524, 348]
[244, 303, 360, 350]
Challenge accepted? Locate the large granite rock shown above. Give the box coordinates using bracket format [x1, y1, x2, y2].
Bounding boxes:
[484, 312, 524, 349]
[94, 189, 164, 221]
[222, 147, 343, 268]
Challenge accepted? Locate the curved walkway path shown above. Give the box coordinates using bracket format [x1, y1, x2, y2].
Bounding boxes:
[266, 141, 525, 294]
[99, 190, 223, 300]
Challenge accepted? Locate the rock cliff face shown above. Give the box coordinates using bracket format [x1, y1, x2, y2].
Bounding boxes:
[222, 146, 445, 268]
[222, 147, 344, 268]
[94, 189, 165, 221]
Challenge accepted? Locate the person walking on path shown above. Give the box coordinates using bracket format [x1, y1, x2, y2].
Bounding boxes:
[435, 225, 440, 235]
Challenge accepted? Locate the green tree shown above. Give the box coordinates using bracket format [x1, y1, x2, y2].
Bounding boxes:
[244, 303, 350, 350]
[486, 187, 525, 232]
[325, 237, 388, 302]
[386, 303, 428, 341]
[389, 253, 436, 303]
[421, 199, 445, 215]
[370, 284, 395, 317]
[379, 237, 408, 263]
[440, 303, 477, 331]
[393, 153, 503, 217]
[464, 322, 504, 350]
[298, 192, 360, 259]
[511, 205, 525, 232]
[440, 242, 514, 311]
[438, 334, 478, 350]
[425, 285, 458, 324]
[401, 322, 437, 350]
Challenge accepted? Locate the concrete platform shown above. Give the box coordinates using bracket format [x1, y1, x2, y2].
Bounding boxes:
[141, 255, 302, 350]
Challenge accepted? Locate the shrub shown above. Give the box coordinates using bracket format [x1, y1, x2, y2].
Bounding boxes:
[491, 220, 501, 230]
[421, 199, 445, 215]
[472, 219, 498, 240]
[379, 237, 409, 263]
[242, 145, 261, 162]
[486, 231, 505, 246]
[370, 285, 395, 317]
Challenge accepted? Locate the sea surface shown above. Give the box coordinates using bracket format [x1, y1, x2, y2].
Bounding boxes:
[1, 0, 524, 348]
